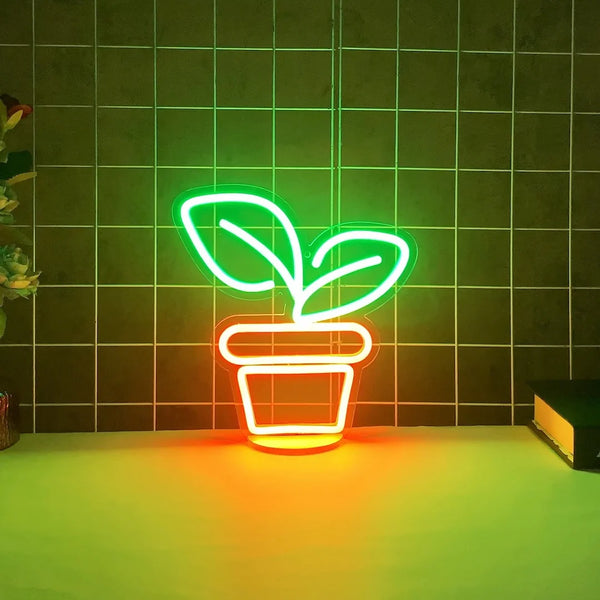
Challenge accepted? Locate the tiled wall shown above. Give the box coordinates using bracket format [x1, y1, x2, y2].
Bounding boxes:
[1, 0, 599, 433]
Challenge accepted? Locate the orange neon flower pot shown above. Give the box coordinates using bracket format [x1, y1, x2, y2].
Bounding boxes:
[217, 319, 375, 452]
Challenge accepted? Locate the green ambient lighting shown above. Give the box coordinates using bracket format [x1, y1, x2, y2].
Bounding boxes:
[173, 186, 417, 323]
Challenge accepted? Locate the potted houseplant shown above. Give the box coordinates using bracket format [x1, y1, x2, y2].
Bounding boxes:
[174, 186, 417, 452]
[0, 94, 39, 451]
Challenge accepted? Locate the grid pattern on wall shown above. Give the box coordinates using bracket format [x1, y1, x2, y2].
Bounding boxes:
[1, 0, 600, 433]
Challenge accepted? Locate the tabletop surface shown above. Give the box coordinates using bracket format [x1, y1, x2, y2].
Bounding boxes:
[1, 426, 599, 600]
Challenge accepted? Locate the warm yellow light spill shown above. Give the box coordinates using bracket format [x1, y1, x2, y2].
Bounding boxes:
[248, 433, 343, 453]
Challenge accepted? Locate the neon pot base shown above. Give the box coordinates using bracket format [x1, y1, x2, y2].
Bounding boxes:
[247, 433, 343, 454]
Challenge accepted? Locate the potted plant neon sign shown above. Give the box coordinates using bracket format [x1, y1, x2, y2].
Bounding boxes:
[174, 186, 417, 451]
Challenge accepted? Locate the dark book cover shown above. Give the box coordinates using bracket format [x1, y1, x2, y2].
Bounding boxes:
[529, 380, 600, 471]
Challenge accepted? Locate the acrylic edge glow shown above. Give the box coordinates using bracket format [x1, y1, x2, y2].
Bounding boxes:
[237, 364, 355, 435]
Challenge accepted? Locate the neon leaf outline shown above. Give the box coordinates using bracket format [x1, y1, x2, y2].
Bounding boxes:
[176, 188, 416, 323]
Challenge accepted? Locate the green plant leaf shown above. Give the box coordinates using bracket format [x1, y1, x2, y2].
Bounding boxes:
[7, 170, 36, 186]
[294, 229, 417, 323]
[175, 188, 304, 299]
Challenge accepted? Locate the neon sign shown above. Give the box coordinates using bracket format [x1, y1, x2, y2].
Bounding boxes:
[174, 186, 417, 452]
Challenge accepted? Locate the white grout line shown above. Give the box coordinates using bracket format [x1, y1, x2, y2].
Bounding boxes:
[31, 0, 37, 433]
[453, 0, 461, 425]
[93, 0, 99, 432]
[568, 0, 575, 378]
[509, 0, 516, 425]
[152, 0, 158, 430]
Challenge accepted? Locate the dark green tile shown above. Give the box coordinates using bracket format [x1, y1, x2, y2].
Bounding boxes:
[157, 405, 213, 430]
[460, 0, 513, 51]
[156, 0, 213, 47]
[397, 346, 455, 403]
[513, 230, 569, 287]
[36, 405, 95, 433]
[0, 348, 32, 408]
[158, 109, 213, 166]
[406, 229, 454, 286]
[0, 46, 33, 102]
[458, 405, 511, 426]
[98, 405, 154, 432]
[216, 0, 273, 47]
[216, 110, 271, 167]
[97, 0, 154, 45]
[574, 55, 600, 112]
[513, 172, 569, 228]
[156, 287, 214, 343]
[396, 287, 454, 344]
[98, 168, 154, 226]
[459, 52, 513, 111]
[516, 0, 571, 52]
[397, 51, 457, 110]
[359, 346, 395, 403]
[572, 173, 600, 229]
[513, 347, 569, 403]
[459, 112, 511, 170]
[36, 107, 95, 165]
[98, 48, 154, 107]
[353, 404, 395, 427]
[514, 405, 534, 425]
[458, 347, 511, 405]
[574, 0, 600, 52]
[36, 347, 94, 404]
[217, 50, 272, 107]
[35, 0, 94, 44]
[458, 171, 510, 228]
[339, 169, 395, 223]
[573, 347, 600, 379]
[275, 169, 331, 227]
[398, 112, 456, 168]
[515, 54, 571, 112]
[35, 47, 94, 105]
[36, 226, 95, 284]
[275, 111, 330, 167]
[397, 404, 455, 426]
[513, 289, 569, 345]
[97, 287, 154, 343]
[35, 167, 95, 225]
[573, 115, 600, 171]
[342, 111, 396, 167]
[457, 229, 510, 286]
[157, 49, 213, 107]
[342, 0, 397, 48]
[514, 114, 570, 171]
[157, 168, 214, 225]
[398, 0, 458, 50]
[1, 0, 32, 43]
[397, 170, 455, 227]
[342, 50, 396, 109]
[156, 346, 213, 403]
[276, 0, 332, 48]
[98, 108, 154, 166]
[98, 346, 154, 404]
[98, 228, 154, 284]
[215, 404, 239, 428]
[573, 289, 600, 346]
[457, 288, 511, 345]
[157, 228, 205, 285]
[0, 296, 33, 345]
[35, 288, 94, 344]
[572, 231, 600, 287]
[276, 51, 332, 108]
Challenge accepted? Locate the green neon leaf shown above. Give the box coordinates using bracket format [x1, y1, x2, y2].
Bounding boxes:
[293, 229, 417, 323]
[174, 187, 304, 298]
